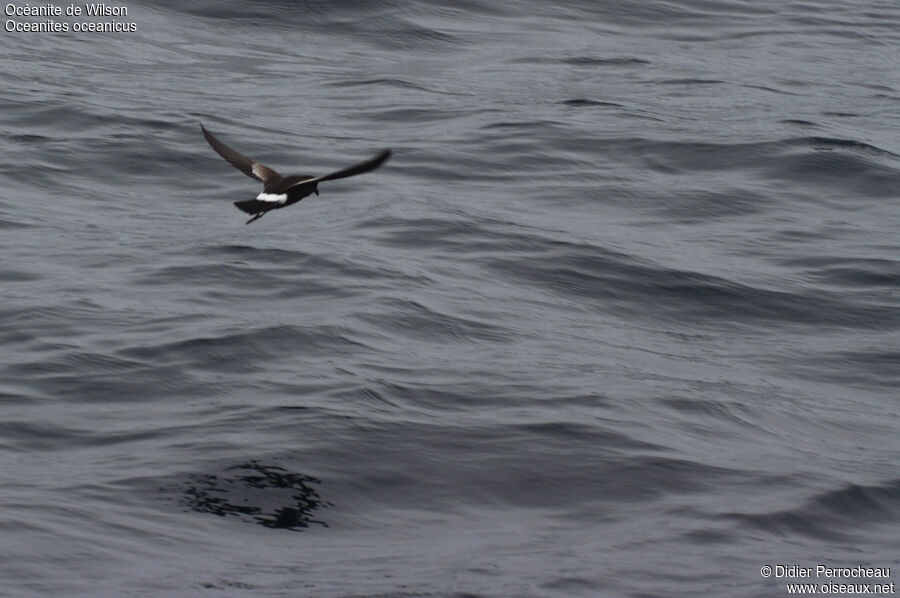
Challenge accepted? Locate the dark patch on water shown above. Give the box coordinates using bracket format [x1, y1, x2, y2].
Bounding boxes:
[180, 461, 330, 531]
[514, 55, 651, 67]
[561, 56, 651, 66]
[655, 78, 727, 86]
[822, 111, 861, 118]
[560, 99, 625, 108]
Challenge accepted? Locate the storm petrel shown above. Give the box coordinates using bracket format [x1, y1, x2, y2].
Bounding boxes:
[201, 124, 391, 224]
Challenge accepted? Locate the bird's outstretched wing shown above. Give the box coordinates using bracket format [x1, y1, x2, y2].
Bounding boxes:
[201, 124, 281, 185]
[315, 149, 392, 183]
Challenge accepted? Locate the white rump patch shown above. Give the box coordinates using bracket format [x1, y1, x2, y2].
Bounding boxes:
[256, 193, 288, 203]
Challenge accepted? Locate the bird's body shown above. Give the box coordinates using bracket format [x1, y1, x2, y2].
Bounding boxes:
[232, 174, 318, 218]
[201, 124, 391, 224]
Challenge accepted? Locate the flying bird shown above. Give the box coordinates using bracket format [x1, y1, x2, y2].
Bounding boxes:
[201, 124, 391, 224]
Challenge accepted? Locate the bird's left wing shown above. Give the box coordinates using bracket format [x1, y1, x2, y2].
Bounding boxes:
[201, 124, 281, 185]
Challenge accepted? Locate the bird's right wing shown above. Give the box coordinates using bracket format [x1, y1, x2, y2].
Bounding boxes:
[201, 124, 281, 185]
[314, 149, 392, 183]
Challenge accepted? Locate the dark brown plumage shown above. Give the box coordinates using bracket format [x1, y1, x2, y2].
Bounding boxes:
[201, 124, 391, 224]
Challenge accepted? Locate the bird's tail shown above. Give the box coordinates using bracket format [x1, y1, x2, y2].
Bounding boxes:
[234, 199, 265, 215]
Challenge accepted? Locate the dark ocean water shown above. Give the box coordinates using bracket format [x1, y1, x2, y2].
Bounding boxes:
[1, 1, 899, 596]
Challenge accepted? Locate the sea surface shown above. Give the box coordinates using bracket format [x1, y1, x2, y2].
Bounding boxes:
[1, 1, 898, 596]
